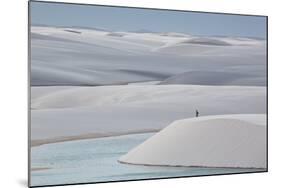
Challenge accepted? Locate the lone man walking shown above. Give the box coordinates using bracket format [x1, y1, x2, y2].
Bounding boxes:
[196, 110, 199, 117]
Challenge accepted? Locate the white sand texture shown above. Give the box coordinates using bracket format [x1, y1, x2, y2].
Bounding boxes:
[119, 114, 266, 169]
[31, 85, 266, 144]
[30, 26, 267, 168]
[31, 26, 266, 86]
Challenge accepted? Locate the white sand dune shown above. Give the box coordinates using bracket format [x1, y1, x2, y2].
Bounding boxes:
[182, 38, 232, 46]
[160, 71, 265, 86]
[119, 114, 266, 169]
[31, 26, 266, 86]
[31, 85, 266, 143]
[31, 85, 266, 109]
[30, 26, 267, 148]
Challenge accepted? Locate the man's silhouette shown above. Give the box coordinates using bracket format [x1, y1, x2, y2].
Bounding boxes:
[196, 110, 199, 117]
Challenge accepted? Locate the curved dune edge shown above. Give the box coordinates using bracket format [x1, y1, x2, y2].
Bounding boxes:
[31, 26, 266, 86]
[117, 160, 265, 170]
[31, 128, 159, 147]
[119, 114, 266, 169]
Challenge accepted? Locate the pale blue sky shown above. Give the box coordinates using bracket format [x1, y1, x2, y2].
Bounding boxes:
[30, 1, 267, 38]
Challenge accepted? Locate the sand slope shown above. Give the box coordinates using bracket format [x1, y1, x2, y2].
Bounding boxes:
[30, 26, 267, 147]
[31, 26, 266, 86]
[160, 71, 265, 86]
[31, 85, 266, 143]
[119, 114, 266, 169]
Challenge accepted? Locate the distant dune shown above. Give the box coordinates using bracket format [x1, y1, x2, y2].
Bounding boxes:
[30, 26, 266, 86]
[31, 85, 266, 144]
[119, 114, 266, 169]
[160, 71, 266, 86]
[182, 38, 232, 46]
[30, 26, 267, 148]
[106, 32, 126, 37]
